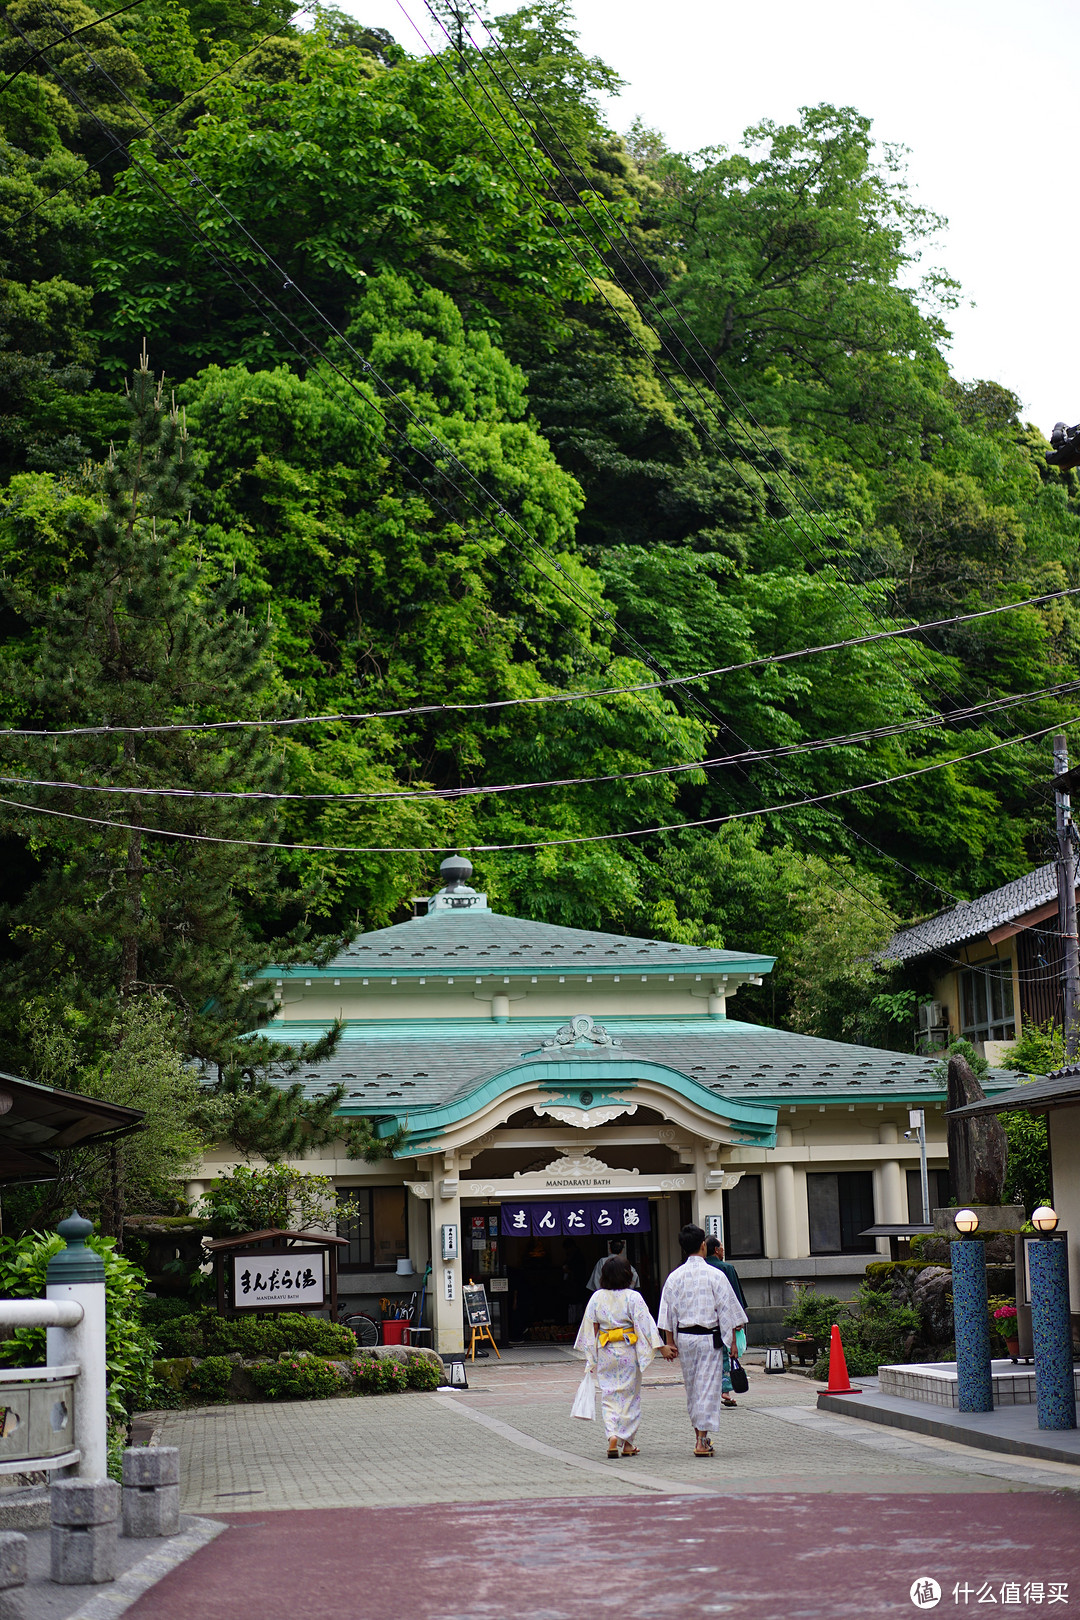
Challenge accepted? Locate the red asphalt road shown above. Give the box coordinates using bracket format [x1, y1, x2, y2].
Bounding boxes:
[126, 1492, 1080, 1620]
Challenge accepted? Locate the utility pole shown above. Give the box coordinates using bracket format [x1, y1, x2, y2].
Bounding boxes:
[1053, 734, 1080, 1058]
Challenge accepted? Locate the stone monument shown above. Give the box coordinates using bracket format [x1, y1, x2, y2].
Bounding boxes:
[946, 1054, 1008, 1206]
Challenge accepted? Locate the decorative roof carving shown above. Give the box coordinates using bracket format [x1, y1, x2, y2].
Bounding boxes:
[540, 1015, 622, 1052]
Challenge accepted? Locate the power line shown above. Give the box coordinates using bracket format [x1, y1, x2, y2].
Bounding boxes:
[2, 584, 1076, 739]
[9, 677, 1080, 802]
[2, 714, 1076, 855]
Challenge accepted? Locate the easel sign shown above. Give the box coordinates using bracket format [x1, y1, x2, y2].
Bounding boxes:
[463, 1281, 500, 1361]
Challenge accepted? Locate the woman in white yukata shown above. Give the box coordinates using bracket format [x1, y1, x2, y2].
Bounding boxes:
[574, 1255, 663, 1458]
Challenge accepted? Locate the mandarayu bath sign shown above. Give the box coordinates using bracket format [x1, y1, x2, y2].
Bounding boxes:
[233, 1252, 324, 1310]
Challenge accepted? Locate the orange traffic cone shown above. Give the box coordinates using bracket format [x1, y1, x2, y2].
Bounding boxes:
[820, 1322, 861, 1396]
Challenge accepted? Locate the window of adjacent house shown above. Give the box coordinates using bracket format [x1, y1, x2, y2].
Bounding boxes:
[807, 1171, 876, 1254]
[959, 959, 1015, 1044]
[906, 1168, 951, 1224]
[337, 1186, 408, 1270]
[722, 1175, 764, 1258]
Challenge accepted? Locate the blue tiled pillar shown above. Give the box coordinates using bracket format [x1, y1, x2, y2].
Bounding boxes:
[951, 1239, 993, 1413]
[1030, 1238, 1077, 1431]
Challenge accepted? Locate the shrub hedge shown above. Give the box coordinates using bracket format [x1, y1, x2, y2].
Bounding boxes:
[150, 1309, 355, 1361]
[249, 1357, 351, 1401]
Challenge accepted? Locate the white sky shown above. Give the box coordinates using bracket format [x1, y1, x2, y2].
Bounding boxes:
[344, 0, 1080, 436]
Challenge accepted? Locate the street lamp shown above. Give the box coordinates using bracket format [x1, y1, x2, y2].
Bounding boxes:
[1026, 1204, 1076, 1430]
[953, 1208, 980, 1235]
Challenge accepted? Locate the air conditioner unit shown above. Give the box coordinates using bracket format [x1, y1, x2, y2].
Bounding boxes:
[917, 1001, 948, 1032]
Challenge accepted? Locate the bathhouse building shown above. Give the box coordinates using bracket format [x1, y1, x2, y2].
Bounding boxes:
[188, 859, 1015, 1353]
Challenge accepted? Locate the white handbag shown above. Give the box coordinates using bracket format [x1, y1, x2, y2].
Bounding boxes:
[571, 1369, 596, 1421]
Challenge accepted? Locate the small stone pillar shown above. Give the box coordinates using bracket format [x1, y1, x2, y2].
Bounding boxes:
[122, 1447, 180, 1537]
[1030, 1238, 1077, 1431]
[950, 1238, 993, 1413]
[0, 1532, 27, 1619]
[50, 1479, 118, 1585]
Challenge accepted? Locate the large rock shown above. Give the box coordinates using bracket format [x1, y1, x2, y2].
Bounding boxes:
[913, 1266, 954, 1343]
[946, 1055, 1008, 1205]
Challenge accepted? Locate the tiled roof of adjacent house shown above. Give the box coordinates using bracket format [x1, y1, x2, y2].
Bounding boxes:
[253, 1016, 1016, 1115]
[884, 862, 1059, 962]
[277, 906, 775, 979]
[949, 1066, 1080, 1117]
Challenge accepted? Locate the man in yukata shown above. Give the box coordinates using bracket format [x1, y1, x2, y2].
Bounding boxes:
[658, 1224, 748, 1458]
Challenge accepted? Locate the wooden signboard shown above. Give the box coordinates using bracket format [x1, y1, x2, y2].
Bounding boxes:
[463, 1281, 500, 1361]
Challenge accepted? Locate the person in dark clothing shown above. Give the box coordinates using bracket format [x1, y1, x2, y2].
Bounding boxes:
[705, 1235, 747, 1406]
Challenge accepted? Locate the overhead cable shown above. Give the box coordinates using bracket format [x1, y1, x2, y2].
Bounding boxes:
[1, 585, 1076, 739]
[7, 677, 1080, 802]
[1, 715, 1076, 855]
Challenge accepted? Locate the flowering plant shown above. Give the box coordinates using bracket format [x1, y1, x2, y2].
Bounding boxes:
[992, 1305, 1017, 1321]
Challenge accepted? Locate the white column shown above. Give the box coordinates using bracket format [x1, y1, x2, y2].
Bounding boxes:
[876, 1122, 905, 1254]
[761, 1167, 780, 1259]
[430, 1170, 463, 1355]
[691, 1142, 724, 1234]
[774, 1126, 799, 1260]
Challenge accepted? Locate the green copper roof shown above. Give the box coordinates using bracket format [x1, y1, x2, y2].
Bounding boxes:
[254, 1014, 1017, 1117]
[266, 904, 774, 982]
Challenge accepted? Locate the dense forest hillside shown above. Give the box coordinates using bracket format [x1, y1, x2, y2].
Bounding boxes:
[2, 0, 1079, 1100]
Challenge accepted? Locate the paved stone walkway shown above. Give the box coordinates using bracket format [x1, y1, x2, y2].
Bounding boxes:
[149, 1358, 1079, 1513]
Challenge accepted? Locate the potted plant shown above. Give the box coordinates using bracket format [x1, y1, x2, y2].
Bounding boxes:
[993, 1304, 1019, 1360]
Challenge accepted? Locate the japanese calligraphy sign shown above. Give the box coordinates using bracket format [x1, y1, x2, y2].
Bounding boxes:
[499, 1199, 651, 1236]
[232, 1251, 325, 1311]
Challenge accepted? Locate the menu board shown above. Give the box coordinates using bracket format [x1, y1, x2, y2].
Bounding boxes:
[463, 1282, 491, 1328]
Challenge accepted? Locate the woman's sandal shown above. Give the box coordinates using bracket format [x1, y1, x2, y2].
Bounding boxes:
[607, 1441, 620, 1459]
[721, 1394, 738, 1407]
[621, 1444, 640, 1457]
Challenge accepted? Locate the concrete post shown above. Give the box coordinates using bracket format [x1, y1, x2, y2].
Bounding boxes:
[774, 1128, 798, 1260]
[50, 1480, 118, 1585]
[1029, 1236, 1077, 1431]
[430, 1182, 463, 1355]
[0, 1531, 27, 1620]
[122, 1448, 180, 1537]
[951, 1238, 993, 1413]
[45, 1213, 107, 1482]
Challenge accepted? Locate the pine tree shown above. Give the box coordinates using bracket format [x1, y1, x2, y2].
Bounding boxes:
[0, 349, 384, 1164]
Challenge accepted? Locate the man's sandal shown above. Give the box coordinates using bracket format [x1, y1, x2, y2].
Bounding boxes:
[693, 1438, 714, 1458]
[721, 1394, 738, 1407]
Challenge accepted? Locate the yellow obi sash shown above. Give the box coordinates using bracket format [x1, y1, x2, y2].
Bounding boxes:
[597, 1328, 638, 1348]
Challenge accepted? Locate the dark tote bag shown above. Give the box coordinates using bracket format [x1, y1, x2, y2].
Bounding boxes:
[727, 1352, 749, 1394]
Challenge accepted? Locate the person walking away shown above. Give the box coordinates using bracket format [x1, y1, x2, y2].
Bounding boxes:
[574, 1254, 662, 1458]
[587, 1238, 639, 1293]
[659, 1224, 748, 1458]
[705, 1235, 748, 1408]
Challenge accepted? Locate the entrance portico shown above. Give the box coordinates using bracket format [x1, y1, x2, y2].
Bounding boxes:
[384, 1039, 777, 1350]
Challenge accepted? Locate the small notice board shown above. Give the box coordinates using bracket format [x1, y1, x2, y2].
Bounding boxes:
[463, 1281, 500, 1361]
[463, 1283, 491, 1328]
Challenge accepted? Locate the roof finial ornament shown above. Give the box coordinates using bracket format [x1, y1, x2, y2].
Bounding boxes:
[440, 853, 474, 892]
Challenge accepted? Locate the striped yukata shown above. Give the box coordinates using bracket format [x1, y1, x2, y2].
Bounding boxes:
[658, 1256, 748, 1435]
